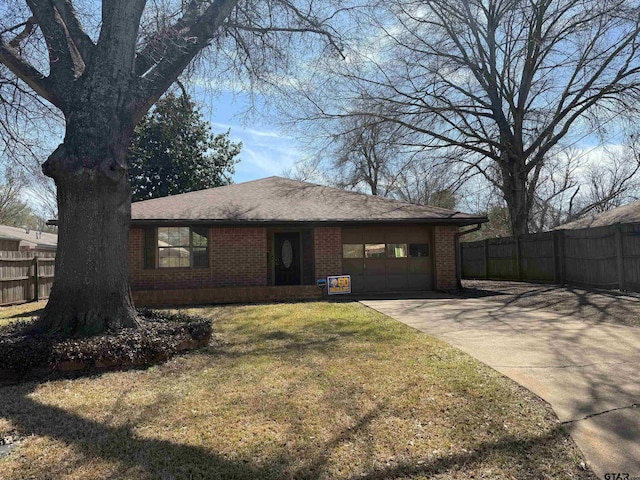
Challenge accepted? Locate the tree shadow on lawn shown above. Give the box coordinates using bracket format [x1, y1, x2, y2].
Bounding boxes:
[4, 308, 45, 319]
[0, 379, 596, 479]
[191, 315, 403, 362]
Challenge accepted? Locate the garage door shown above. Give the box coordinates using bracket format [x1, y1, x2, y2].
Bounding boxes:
[341, 225, 433, 293]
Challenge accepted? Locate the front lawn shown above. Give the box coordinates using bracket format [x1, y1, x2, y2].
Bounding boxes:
[0, 300, 46, 327]
[0, 301, 594, 479]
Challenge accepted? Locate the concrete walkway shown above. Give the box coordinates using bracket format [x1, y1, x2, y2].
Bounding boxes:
[361, 295, 640, 479]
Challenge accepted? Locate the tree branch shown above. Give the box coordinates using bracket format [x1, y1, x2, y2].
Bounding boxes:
[26, 0, 85, 84]
[130, 0, 240, 121]
[0, 40, 61, 107]
[6, 17, 37, 48]
[93, 0, 146, 77]
[50, 0, 95, 62]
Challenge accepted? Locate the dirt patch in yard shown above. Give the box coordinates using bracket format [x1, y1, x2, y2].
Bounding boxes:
[461, 280, 640, 327]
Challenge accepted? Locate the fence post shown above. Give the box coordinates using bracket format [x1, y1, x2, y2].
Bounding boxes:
[552, 230, 565, 285]
[615, 224, 625, 291]
[483, 239, 489, 279]
[515, 236, 521, 281]
[33, 256, 39, 302]
[457, 239, 463, 284]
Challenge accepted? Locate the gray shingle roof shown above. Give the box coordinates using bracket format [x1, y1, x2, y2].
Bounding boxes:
[0, 224, 57, 250]
[557, 199, 640, 229]
[131, 176, 486, 226]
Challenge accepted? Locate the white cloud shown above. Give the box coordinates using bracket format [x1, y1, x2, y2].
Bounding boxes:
[211, 122, 289, 140]
[214, 122, 302, 182]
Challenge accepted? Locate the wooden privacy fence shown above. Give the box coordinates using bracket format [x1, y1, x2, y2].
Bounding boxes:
[461, 223, 640, 292]
[0, 251, 56, 305]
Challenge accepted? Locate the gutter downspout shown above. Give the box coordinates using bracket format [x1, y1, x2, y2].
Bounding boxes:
[455, 223, 483, 289]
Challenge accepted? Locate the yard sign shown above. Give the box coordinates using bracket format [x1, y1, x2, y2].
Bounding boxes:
[327, 275, 351, 295]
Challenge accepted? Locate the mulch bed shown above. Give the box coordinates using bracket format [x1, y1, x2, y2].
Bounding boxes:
[0, 309, 213, 383]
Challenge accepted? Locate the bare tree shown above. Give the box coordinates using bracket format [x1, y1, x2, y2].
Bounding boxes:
[293, 0, 640, 234]
[578, 144, 640, 214]
[523, 137, 640, 230]
[0, 0, 346, 334]
[328, 114, 410, 196]
[527, 148, 583, 231]
[0, 169, 30, 225]
[391, 161, 458, 209]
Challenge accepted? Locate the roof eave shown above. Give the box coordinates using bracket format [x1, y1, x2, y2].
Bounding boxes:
[130, 217, 489, 227]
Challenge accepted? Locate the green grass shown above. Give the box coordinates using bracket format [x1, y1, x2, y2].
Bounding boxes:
[0, 301, 594, 479]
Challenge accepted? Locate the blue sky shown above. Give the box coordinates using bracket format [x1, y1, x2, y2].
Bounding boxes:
[194, 90, 303, 184]
[18, 87, 303, 214]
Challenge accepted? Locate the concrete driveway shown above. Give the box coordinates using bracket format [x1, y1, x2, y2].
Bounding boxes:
[361, 295, 640, 479]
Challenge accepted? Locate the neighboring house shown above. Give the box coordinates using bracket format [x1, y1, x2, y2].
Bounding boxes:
[557, 199, 640, 229]
[129, 176, 487, 306]
[0, 224, 57, 252]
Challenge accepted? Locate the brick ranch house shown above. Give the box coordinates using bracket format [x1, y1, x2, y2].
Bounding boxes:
[128, 177, 487, 306]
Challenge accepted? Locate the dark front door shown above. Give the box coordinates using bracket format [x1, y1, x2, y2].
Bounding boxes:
[274, 232, 301, 285]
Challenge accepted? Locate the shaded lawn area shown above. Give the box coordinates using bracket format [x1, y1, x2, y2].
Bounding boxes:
[0, 300, 46, 327]
[0, 301, 595, 479]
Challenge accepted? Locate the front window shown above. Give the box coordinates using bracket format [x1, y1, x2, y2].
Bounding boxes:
[154, 226, 209, 268]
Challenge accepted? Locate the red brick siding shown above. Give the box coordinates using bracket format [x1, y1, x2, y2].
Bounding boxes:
[266, 232, 273, 286]
[314, 227, 342, 279]
[211, 227, 267, 287]
[128, 227, 144, 278]
[129, 223, 459, 299]
[133, 285, 322, 307]
[128, 226, 267, 291]
[434, 225, 458, 290]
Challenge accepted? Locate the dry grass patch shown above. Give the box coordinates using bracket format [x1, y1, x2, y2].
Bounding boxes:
[0, 301, 45, 327]
[0, 301, 595, 479]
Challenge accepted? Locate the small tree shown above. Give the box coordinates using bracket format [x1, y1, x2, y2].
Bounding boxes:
[129, 92, 241, 201]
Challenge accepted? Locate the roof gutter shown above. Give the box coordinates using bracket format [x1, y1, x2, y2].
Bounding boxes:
[455, 223, 484, 290]
[126, 217, 489, 227]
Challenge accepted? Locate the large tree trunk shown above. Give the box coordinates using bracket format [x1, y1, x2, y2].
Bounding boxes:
[1, 0, 242, 336]
[500, 158, 530, 236]
[40, 112, 139, 336]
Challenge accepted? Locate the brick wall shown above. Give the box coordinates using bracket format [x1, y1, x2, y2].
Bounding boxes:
[128, 227, 144, 277]
[133, 285, 322, 307]
[129, 226, 267, 291]
[314, 226, 342, 279]
[211, 227, 267, 287]
[129, 223, 459, 300]
[434, 225, 458, 290]
[266, 232, 273, 286]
